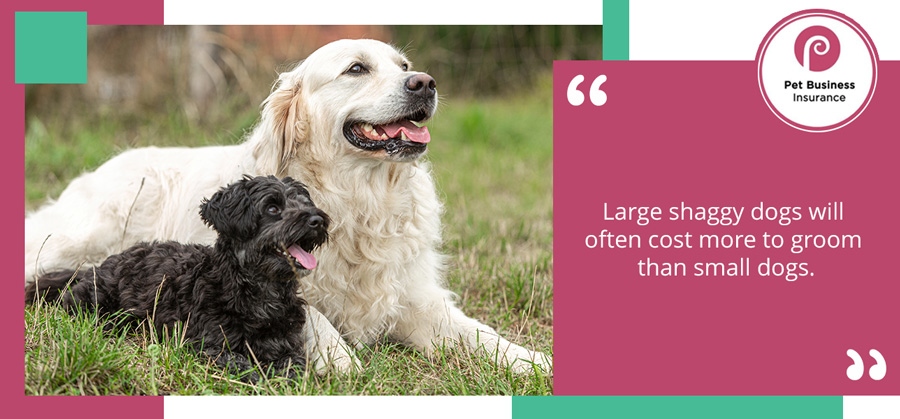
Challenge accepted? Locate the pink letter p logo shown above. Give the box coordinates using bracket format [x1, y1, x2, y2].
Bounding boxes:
[794, 26, 840, 72]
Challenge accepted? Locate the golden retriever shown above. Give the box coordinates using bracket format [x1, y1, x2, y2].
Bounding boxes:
[25, 39, 551, 374]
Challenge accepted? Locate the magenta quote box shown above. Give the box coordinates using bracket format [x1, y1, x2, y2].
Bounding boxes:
[553, 60, 899, 395]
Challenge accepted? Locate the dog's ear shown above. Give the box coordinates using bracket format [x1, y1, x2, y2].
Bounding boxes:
[254, 73, 308, 177]
[280, 176, 307, 193]
[281, 176, 316, 203]
[199, 179, 258, 240]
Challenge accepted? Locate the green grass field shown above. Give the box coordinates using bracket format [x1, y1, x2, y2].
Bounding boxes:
[24, 86, 554, 395]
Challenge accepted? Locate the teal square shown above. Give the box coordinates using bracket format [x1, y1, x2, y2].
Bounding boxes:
[15, 12, 87, 84]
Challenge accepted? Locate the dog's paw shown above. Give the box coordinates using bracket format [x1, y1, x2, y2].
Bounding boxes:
[312, 346, 362, 375]
[508, 351, 553, 375]
[332, 350, 363, 374]
[502, 346, 553, 376]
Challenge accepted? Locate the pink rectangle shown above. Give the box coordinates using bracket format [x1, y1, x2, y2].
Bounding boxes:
[7, 0, 163, 416]
[553, 61, 900, 395]
[8, 0, 163, 24]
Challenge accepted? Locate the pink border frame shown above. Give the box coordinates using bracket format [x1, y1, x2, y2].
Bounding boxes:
[756, 9, 879, 133]
[9, 0, 163, 417]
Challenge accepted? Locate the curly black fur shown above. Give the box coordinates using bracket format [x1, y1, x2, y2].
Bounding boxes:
[26, 175, 329, 381]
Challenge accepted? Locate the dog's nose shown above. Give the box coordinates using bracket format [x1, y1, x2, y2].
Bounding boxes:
[405, 73, 436, 97]
[307, 215, 324, 229]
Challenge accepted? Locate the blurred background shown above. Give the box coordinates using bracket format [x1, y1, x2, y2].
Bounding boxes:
[25, 25, 601, 205]
[24, 27, 602, 370]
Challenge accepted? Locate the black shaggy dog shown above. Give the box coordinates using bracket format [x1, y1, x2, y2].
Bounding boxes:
[26, 175, 329, 380]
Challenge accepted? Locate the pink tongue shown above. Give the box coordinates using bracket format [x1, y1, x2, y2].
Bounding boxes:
[288, 245, 317, 270]
[380, 120, 431, 143]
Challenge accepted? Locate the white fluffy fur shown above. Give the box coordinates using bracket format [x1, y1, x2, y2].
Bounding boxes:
[25, 39, 551, 374]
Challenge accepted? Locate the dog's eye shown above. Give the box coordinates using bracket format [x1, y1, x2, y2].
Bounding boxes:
[401, 63, 409, 71]
[346, 63, 368, 75]
[266, 205, 282, 216]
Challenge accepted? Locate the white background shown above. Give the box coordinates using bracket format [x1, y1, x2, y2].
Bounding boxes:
[845, 396, 900, 419]
[165, 395, 511, 418]
[163, 0, 604, 24]
[164, 1, 899, 59]
[631, 0, 900, 60]
[159, 1, 897, 415]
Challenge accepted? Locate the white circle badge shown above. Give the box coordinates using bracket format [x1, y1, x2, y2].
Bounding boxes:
[757, 10, 878, 132]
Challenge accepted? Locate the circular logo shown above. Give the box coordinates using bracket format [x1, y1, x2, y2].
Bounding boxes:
[794, 26, 840, 72]
[757, 10, 878, 132]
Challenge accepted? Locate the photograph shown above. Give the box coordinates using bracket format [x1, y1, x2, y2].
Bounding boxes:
[23, 25, 602, 395]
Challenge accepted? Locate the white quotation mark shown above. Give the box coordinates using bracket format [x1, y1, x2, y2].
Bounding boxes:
[869, 349, 887, 380]
[846, 349, 887, 381]
[847, 349, 864, 380]
[567, 74, 607, 106]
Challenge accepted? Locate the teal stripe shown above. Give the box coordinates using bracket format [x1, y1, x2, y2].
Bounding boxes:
[15, 12, 87, 84]
[602, 0, 629, 60]
[512, 396, 842, 418]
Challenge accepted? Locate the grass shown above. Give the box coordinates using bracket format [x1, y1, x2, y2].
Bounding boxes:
[24, 82, 554, 395]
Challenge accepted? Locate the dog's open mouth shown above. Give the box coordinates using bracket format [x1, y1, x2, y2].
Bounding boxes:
[276, 244, 318, 270]
[343, 110, 432, 155]
[353, 119, 430, 143]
